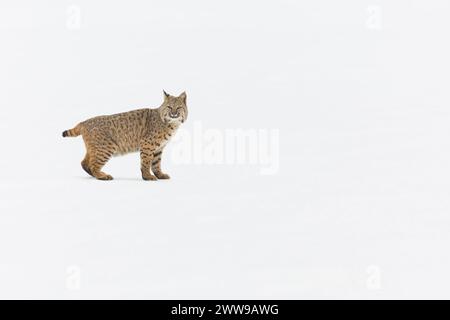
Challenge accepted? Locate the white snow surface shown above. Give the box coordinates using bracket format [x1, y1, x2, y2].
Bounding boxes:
[0, 1, 450, 299]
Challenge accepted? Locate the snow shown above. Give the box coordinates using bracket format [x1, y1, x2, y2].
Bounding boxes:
[1, 0, 450, 299]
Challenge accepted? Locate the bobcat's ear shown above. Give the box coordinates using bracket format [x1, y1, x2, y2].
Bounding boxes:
[163, 90, 170, 98]
[179, 91, 187, 104]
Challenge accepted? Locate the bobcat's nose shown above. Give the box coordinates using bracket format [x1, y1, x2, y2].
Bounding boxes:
[170, 112, 179, 118]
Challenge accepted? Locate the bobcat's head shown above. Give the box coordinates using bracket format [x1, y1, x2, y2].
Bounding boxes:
[159, 91, 188, 124]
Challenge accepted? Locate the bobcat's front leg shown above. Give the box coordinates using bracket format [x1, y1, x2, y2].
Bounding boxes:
[151, 150, 170, 179]
[140, 145, 157, 181]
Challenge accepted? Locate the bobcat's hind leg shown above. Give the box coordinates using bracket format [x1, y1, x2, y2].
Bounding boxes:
[81, 153, 93, 177]
[88, 146, 116, 181]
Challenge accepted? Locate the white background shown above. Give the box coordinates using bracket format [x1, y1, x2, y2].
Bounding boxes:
[1, 0, 450, 299]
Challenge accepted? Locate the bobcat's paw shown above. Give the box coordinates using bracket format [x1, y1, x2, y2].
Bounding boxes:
[155, 173, 170, 180]
[142, 174, 157, 181]
[97, 174, 113, 181]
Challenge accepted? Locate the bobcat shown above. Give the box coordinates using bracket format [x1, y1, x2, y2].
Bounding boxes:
[62, 91, 188, 181]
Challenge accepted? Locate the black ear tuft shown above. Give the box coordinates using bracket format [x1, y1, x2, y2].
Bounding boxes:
[163, 90, 170, 97]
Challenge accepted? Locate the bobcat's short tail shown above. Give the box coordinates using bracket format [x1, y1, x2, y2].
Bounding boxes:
[62, 124, 82, 138]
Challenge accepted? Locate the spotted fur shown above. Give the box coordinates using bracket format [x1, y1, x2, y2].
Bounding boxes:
[62, 91, 188, 181]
